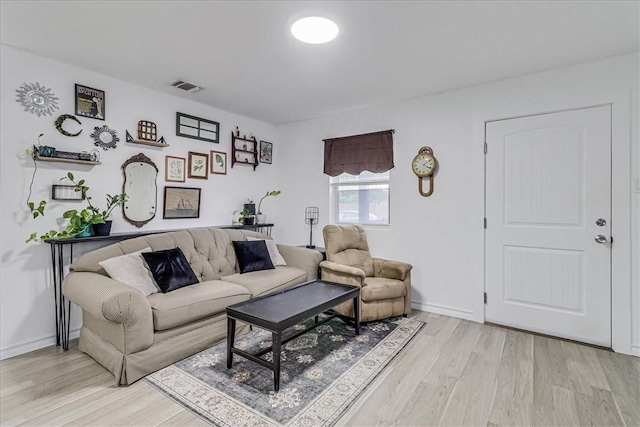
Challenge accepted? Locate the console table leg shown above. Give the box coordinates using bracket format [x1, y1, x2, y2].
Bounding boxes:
[57, 244, 66, 348]
[227, 317, 236, 368]
[353, 296, 360, 335]
[272, 331, 282, 392]
[50, 244, 61, 346]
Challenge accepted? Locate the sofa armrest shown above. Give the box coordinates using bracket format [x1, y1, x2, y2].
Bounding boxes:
[372, 258, 413, 281]
[62, 272, 154, 353]
[320, 260, 366, 287]
[276, 245, 323, 280]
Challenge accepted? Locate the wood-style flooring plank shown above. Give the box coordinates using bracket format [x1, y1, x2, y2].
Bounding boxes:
[532, 335, 573, 426]
[573, 386, 626, 427]
[486, 330, 534, 427]
[438, 326, 507, 426]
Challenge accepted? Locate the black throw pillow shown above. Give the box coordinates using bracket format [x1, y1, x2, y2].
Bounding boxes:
[141, 248, 198, 293]
[232, 240, 275, 274]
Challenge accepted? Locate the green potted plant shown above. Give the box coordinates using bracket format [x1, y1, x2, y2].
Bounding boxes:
[256, 190, 281, 223]
[26, 172, 127, 242]
[239, 208, 255, 226]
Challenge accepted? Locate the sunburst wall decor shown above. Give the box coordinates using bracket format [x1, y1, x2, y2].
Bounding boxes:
[16, 82, 60, 117]
[91, 125, 119, 150]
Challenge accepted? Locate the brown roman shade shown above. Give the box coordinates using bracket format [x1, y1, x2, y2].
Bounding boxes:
[323, 129, 394, 177]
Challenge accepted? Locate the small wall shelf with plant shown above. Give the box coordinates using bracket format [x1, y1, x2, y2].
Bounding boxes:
[231, 130, 258, 170]
[26, 172, 127, 242]
[29, 132, 102, 166]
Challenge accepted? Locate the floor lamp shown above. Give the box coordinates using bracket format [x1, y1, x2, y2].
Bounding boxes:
[305, 206, 319, 248]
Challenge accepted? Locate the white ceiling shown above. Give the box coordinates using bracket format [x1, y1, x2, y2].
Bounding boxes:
[1, 1, 638, 125]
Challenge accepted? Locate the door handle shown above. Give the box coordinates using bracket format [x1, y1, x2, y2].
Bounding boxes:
[595, 235, 608, 244]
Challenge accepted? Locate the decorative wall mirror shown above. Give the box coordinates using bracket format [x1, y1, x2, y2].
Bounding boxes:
[122, 153, 158, 227]
[92, 125, 119, 150]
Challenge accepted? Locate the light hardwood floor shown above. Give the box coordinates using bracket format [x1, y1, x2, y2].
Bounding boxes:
[1, 311, 638, 426]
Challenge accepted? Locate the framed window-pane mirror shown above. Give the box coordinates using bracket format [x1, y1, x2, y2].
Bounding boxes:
[176, 112, 219, 143]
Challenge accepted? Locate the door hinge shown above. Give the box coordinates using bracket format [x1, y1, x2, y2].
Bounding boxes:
[611, 236, 614, 245]
[484, 217, 487, 229]
[484, 292, 488, 304]
[484, 142, 488, 154]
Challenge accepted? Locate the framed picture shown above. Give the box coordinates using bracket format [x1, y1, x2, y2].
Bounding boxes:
[165, 156, 186, 182]
[188, 151, 209, 179]
[163, 186, 201, 219]
[75, 84, 105, 120]
[210, 150, 227, 175]
[176, 112, 220, 143]
[260, 140, 273, 164]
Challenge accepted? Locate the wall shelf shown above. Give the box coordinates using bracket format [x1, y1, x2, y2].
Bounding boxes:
[231, 133, 258, 170]
[35, 156, 101, 166]
[127, 139, 170, 148]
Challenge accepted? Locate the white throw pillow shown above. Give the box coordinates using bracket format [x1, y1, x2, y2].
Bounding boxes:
[246, 237, 287, 266]
[99, 247, 159, 296]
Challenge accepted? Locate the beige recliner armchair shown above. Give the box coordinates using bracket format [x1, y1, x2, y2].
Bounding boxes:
[320, 224, 413, 322]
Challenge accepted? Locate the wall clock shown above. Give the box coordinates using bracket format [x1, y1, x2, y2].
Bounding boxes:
[411, 146, 438, 197]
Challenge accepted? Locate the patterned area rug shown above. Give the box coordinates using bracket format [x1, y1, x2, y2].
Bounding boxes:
[146, 315, 424, 426]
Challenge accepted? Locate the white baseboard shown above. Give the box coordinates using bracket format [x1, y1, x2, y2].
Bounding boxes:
[631, 344, 640, 357]
[0, 328, 80, 360]
[412, 301, 476, 321]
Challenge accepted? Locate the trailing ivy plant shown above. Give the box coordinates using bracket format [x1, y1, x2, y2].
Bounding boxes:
[26, 172, 128, 243]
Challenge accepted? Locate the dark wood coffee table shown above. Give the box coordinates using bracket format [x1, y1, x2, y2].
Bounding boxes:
[226, 279, 360, 392]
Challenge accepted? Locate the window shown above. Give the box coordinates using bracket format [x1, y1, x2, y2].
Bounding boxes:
[331, 171, 390, 225]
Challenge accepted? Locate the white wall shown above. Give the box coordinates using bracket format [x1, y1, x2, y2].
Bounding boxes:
[274, 53, 640, 356]
[2, 46, 638, 359]
[0, 46, 281, 359]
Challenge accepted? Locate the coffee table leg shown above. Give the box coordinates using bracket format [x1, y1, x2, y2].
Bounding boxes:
[353, 296, 360, 335]
[227, 317, 236, 368]
[272, 331, 282, 392]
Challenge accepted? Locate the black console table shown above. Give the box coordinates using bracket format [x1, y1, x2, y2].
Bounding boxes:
[221, 223, 274, 236]
[45, 223, 275, 350]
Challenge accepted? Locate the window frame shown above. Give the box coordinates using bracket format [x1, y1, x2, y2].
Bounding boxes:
[330, 171, 391, 226]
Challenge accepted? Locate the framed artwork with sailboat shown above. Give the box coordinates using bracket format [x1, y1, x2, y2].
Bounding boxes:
[163, 186, 201, 219]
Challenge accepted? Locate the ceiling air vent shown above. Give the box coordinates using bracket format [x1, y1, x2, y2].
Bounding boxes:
[170, 79, 203, 93]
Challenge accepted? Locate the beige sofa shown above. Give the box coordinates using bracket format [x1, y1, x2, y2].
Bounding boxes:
[63, 227, 323, 385]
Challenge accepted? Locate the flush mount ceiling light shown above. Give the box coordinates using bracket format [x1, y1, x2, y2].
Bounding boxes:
[291, 17, 339, 44]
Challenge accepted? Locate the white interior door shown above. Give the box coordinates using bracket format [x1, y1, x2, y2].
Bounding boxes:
[485, 106, 611, 347]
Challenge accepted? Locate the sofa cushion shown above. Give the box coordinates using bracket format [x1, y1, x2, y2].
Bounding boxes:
[147, 280, 250, 331]
[142, 248, 199, 293]
[222, 266, 306, 297]
[99, 247, 159, 297]
[232, 240, 275, 273]
[247, 237, 287, 266]
[361, 277, 406, 302]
